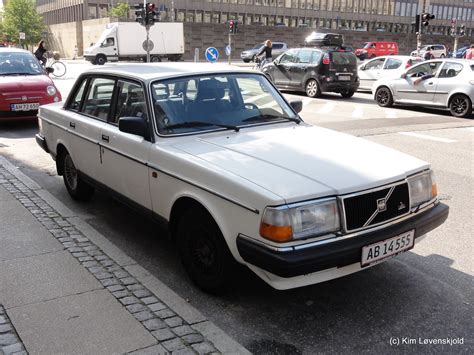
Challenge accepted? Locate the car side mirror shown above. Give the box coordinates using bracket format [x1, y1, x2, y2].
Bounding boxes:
[401, 73, 407, 79]
[360, 65, 365, 71]
[45, 67, 54, 74]
[119, 116, 149, 140]
[290, 100, 303, 113]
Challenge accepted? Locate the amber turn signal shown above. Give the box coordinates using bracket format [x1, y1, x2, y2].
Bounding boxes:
[259, 223, 293, 243]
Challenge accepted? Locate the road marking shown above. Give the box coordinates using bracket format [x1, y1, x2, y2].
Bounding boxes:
[317, 102, 336, 113]
[398, 132, 457, 143]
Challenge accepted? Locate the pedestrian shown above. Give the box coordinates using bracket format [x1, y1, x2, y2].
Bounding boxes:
[423, 49, 434, 60]
[73, 45, 78, 60]
[34, 40, 48, 67]
[257, 39, 272, 68]
[464, 44, 474, 59]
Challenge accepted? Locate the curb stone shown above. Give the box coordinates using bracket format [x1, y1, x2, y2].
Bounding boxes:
[0, 305, 28, 355]
[0, 158, 250, 355]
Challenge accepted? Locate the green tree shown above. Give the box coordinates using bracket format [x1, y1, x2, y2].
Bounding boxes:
[2, 0, 45, 47]
[109, 2, 130, 18]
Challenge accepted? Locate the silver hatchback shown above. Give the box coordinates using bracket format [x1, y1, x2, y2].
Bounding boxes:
[373, 59, 474, 118]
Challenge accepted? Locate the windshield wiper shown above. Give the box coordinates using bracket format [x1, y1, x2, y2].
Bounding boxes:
[165, 121, 240, 132]
[242, 114, 301, 124]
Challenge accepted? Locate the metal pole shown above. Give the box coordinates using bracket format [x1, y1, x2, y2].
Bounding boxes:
[146, 26, 151, 63]
[228, 32, 231, 65]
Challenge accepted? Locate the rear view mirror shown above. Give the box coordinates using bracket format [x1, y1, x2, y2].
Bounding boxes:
[119, 116, 149, 140]
[290, 100, 303, 113]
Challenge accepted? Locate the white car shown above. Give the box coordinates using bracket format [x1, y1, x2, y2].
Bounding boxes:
[36, 63, 449, 292]
[373, 59, 474, 118]
[358, 55, 423, 91]
[410, 44, 447, 59]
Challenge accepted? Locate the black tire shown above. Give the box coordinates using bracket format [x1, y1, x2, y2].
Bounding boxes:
[95, 55, 106, 65]
[305, 79, 321, 98]
[341, 89, 355, 98]
[50, 61, 66, 77]
[176, 207, 235, 294]
[243, 59, 250, 63]
[440, 54, 445, 58]
[62, 153, 94, 201]
[150, 56, 161, 62]
[449, 94, 472, 118]
[375, 86, 394, 107]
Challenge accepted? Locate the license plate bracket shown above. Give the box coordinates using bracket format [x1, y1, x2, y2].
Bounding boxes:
[361, 229, 415, 267]
[338, 75, 351, 81]
[11, 103, 40, 111]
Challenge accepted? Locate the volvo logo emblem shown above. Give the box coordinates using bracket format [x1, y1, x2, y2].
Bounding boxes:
[21, 96, 27, 101]
[377, 198, 387, 212]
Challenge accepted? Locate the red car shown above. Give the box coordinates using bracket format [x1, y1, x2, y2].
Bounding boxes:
[0, 48, 61, 119]
[355, 42, 399, 60]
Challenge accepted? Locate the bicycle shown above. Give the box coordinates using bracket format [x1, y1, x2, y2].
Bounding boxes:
[251, 56, 263, 70]
[43, 51, 67, 78]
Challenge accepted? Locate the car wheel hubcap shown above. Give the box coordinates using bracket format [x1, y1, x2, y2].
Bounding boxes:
[452, 98, 467, 115]
[377, 90, 389, 104]
[64, 155, 78, 190]
[188, 230, 218, 276]
[307, 81, 317, 96]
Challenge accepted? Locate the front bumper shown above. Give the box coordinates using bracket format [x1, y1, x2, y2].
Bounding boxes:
[35, 133, 49, 153]
[237, 202, 449, 278]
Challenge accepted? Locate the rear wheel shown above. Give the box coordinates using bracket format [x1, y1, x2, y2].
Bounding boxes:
[62, 153, 94, 201]
[440, 54, 445, 58]
[340, 89, 355, 98]
[50, 61, 66, 77]
[150, 56, 161, 62]
[95, 55, 106, 65]
[243, 59, 250, 63]
[449, 94, 472, 118]
[375, 86, 393, 107]
[176, 207, 235, 294]
[305, 79, 321, 98]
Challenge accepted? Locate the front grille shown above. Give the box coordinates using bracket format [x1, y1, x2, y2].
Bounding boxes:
[342, 182, 410, 232]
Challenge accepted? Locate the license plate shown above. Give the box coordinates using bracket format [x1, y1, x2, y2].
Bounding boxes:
[361, 230, 415, 267]
[11, 103, 40, 111]
[338, 76, 351, 81]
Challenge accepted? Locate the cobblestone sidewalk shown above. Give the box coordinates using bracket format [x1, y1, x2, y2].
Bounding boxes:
[0, 160, 243, 354]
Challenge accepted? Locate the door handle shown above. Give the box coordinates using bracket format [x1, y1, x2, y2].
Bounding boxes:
[101, 134, 109, 142]
[427, 82, 434, 85]
[69, 122, 75, 129]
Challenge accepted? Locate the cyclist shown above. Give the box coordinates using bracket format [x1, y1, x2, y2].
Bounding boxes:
[256, 39, 273, 69]
[34, 40, 48, 67]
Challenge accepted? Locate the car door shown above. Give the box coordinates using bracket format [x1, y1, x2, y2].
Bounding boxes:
[65, 77, 110, 182]
[394, 61, 442, 103]
[290, 49, 314, 88]
[433, 62, 464, 105]
[271, 50, 297, 87]
[359, 57, 386, 90]
[99, 79, 153, 210]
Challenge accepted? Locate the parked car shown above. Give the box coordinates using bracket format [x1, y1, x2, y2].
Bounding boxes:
[355, 42, 399, 60]
[373, 59, 474, 118]
[240, 42, 288, 63]
[263, 47, 359, 98]
[410, 44, 447, 59]
[358, 55, 423, 91]
[36, 63, 448, 293]
[0, 48, 61, 119]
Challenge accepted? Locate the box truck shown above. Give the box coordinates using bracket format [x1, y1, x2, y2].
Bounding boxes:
[84, 22, 184, 65]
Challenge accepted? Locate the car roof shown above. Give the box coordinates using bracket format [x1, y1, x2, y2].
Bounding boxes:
[84, 63, 259, 81]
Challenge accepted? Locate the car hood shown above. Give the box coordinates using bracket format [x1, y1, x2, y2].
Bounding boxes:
[172, 124, 428, 203]
[0, 75, 53, 93]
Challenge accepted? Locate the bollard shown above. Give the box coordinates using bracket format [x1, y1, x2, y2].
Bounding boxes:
[194, 48, 199, 62]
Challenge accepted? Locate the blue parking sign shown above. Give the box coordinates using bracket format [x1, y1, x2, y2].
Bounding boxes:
[205, 47, 219, 62]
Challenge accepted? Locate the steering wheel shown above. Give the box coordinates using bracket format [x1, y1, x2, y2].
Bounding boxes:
[244, 103, 258, 110]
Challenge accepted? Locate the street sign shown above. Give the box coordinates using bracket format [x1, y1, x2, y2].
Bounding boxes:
[142, 39, 154, 52]
[19, 32, 25, 40]
[205, 47, 219, 62]
[225, 45, 231, 56]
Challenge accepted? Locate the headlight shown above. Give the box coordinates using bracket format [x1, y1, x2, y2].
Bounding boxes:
[408, 170, 437, 209]
[47, 85, 57, 96]
[260, 199, 340, 243]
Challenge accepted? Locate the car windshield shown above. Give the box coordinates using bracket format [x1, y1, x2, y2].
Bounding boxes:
[0, 52, 44, 75]
[151, 73, 298, 135]
[253, 44, 264, 50]
[362, 43, 371, 49]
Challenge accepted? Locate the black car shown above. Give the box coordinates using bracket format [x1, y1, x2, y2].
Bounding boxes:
[263, 48, 359, 98]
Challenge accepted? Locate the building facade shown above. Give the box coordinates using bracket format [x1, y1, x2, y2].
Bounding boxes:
[37, 0, 473, 36]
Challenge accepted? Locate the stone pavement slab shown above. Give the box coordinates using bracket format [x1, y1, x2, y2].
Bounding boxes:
[8, 289, 156, 355]
[0, 185, 15, 201]
[0, 250, 101, 309]
[0, 199, 63, 262]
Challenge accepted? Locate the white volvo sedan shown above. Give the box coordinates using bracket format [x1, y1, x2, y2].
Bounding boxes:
[36, 63, 449, 293]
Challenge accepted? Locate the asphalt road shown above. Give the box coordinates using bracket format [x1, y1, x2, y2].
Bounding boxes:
[0, 62, 473, 353]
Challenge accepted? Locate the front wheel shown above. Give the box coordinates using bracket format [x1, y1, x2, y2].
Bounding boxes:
[176, 208, 235, 294]
[50, 61, 66, 77]
[449, 94, 472, 118]
[340, 89, 355, 98]
[440, 54, 445, 58]
[375, 86, 393, 107]
[95, 55, 106, 65]
[305, 79, 321, 98]
[150, 56, 161, 62]
[62, 153, 94, 201]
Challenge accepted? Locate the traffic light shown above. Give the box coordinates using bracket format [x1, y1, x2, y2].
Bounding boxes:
[414, 14, 420, 32]
[134, 3, 145, 26]
[145, 3, 158, 26]
[459, 24, 465, 36]
[234, 20, 238, 34]
[421, 13, 435, 26]
[229, 20, 235, 34]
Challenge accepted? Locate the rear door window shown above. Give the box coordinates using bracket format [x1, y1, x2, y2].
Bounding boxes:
[273, 44, 284, 49]
[81, 77, 116, 121]
[330, 52, 357, 66]
[438, 62, 464, 78]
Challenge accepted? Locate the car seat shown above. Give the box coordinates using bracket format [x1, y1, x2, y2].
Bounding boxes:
[186, 79, 231, 121]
